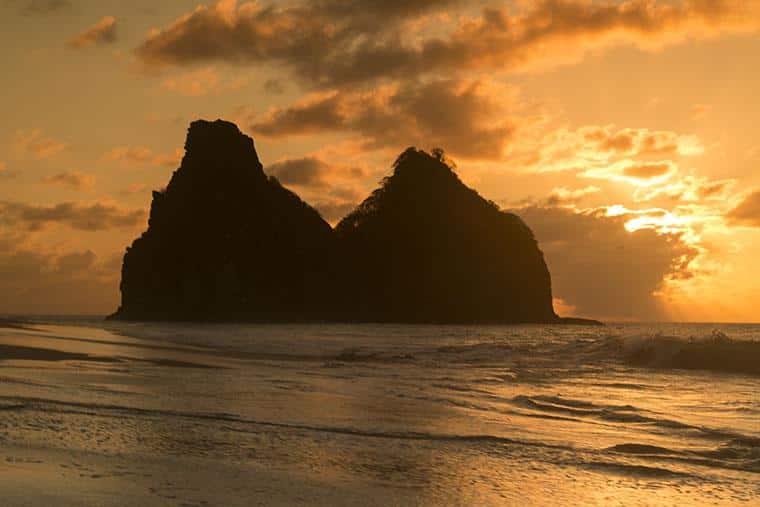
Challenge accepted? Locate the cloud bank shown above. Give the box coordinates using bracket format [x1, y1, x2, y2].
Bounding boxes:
[726, 189, 760, 227]
[135, 0, 758, 86]
[251, 78, 515, 159]
[67, 16, 117, 49]
[0, 200, 146, 231]
[517, 205, 697, 320]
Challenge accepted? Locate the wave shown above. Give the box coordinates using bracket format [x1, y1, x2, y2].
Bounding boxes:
[606, 443, 676, 455]
[607, 439, 760, 474]
[619, 330, 760, 375]
[510, 394, 692, 430]
[0, 394, 571, 451]
[580, 461, 696, 479]
[321, 329, 760, 378]
[508, 394, 760, 443]
[4, 393, 758, 476]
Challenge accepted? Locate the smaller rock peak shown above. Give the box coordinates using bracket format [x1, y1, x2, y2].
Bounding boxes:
[390, 147, 460, 186]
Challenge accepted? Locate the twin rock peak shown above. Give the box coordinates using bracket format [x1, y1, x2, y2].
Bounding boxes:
[111, 119, 585, 324]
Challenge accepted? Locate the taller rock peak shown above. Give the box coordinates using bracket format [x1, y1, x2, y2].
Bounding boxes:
[181, 118, 265, 181]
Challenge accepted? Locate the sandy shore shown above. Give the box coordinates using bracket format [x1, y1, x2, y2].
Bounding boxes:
[0, 445, 410, 507]
[1, 320, 758, 506]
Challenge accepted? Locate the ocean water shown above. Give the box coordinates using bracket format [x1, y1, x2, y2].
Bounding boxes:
[0, 319, 758, 506]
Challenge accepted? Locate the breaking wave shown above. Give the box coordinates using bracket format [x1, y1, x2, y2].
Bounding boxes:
[619, 330, 760, 375]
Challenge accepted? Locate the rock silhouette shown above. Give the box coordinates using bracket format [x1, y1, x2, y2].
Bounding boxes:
[111, 119, 588, 324]
[112, 119, 335, 321]
[334, 148, 556, 323]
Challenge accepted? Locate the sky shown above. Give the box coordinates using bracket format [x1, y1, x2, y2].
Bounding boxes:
[0, 0, 759, 321]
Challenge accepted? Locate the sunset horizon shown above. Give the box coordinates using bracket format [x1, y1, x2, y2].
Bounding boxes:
[3, 1, 760, 323]
[1, 3, 759, 505]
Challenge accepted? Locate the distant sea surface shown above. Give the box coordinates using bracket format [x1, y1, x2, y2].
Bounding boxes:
[0, 319, 758, 506]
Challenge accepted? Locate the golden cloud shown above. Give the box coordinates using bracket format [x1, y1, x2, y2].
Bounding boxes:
[512, 125, 703, 175]
[622, 162, 674, 179]
[67, 16, 117, 49]
[12, 129, 65, 159]
[579, 126, 703, 158]
[582, 160, 678, 187]
[163, 67, 220, 97]
[634, 175, 735, 203]
[103, 146, 182, 168]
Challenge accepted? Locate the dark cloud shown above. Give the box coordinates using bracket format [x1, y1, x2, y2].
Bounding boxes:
[544, 186, 600, 206]
[313, 0, 460, 23]
[120, 183, 148, 196]
[252, 79, 514, 159]
[67, 16, 116, 49]
[267, 156, 366, 221]
[10, 0, 71, 15]
[0, 219, 121, 315]
[42, 170, 95, 190]
[0, 161, 16, 179]
[135, 0, 755, 87]
[0, 239, 119, 315]
[725, 189, 760, 227]
[268, 156, 366, 187]
[311, 199, 357, 223]
[0, 200, 146, 231]
[134, 0, 458, 80]
[263, 78, 285, 95]
[55, 249, 97, 273]
[268, 157, 332, 187]
[516, 205, 697, 320]
[252, 93, 345, 137]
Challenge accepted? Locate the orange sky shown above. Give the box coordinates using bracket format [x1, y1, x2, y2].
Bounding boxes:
[1, 0, 759, 321]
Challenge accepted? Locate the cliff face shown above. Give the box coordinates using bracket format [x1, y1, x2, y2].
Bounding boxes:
[112, 120, 558, 323]
[112, 120, 335, 321]
[334, 148, 557, 323]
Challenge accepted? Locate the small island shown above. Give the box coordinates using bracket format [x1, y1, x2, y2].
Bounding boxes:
[110, 119, 598, 325]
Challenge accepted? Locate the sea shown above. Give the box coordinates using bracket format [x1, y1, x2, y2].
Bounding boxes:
[0, 319, 758, 506]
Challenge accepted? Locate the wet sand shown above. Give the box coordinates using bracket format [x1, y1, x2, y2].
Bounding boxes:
[0, 445, 410, 507]
[1, 319, 758, 506]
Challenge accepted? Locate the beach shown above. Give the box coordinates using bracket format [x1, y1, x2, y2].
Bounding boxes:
[0, 319, 758, 506]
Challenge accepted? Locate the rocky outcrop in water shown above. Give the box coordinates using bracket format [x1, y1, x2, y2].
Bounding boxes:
[334, 148, 557, 323]
[112, 120, 335, 321]
[111, 119, 573, 323]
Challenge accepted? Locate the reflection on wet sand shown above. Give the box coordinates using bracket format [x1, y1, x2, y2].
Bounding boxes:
[0, 320, 758, 506]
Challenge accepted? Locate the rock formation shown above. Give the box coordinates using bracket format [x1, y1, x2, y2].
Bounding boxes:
[111, 119, 335, 321]
[111, 119, 581, 324]
[334, 148, 557, 323]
